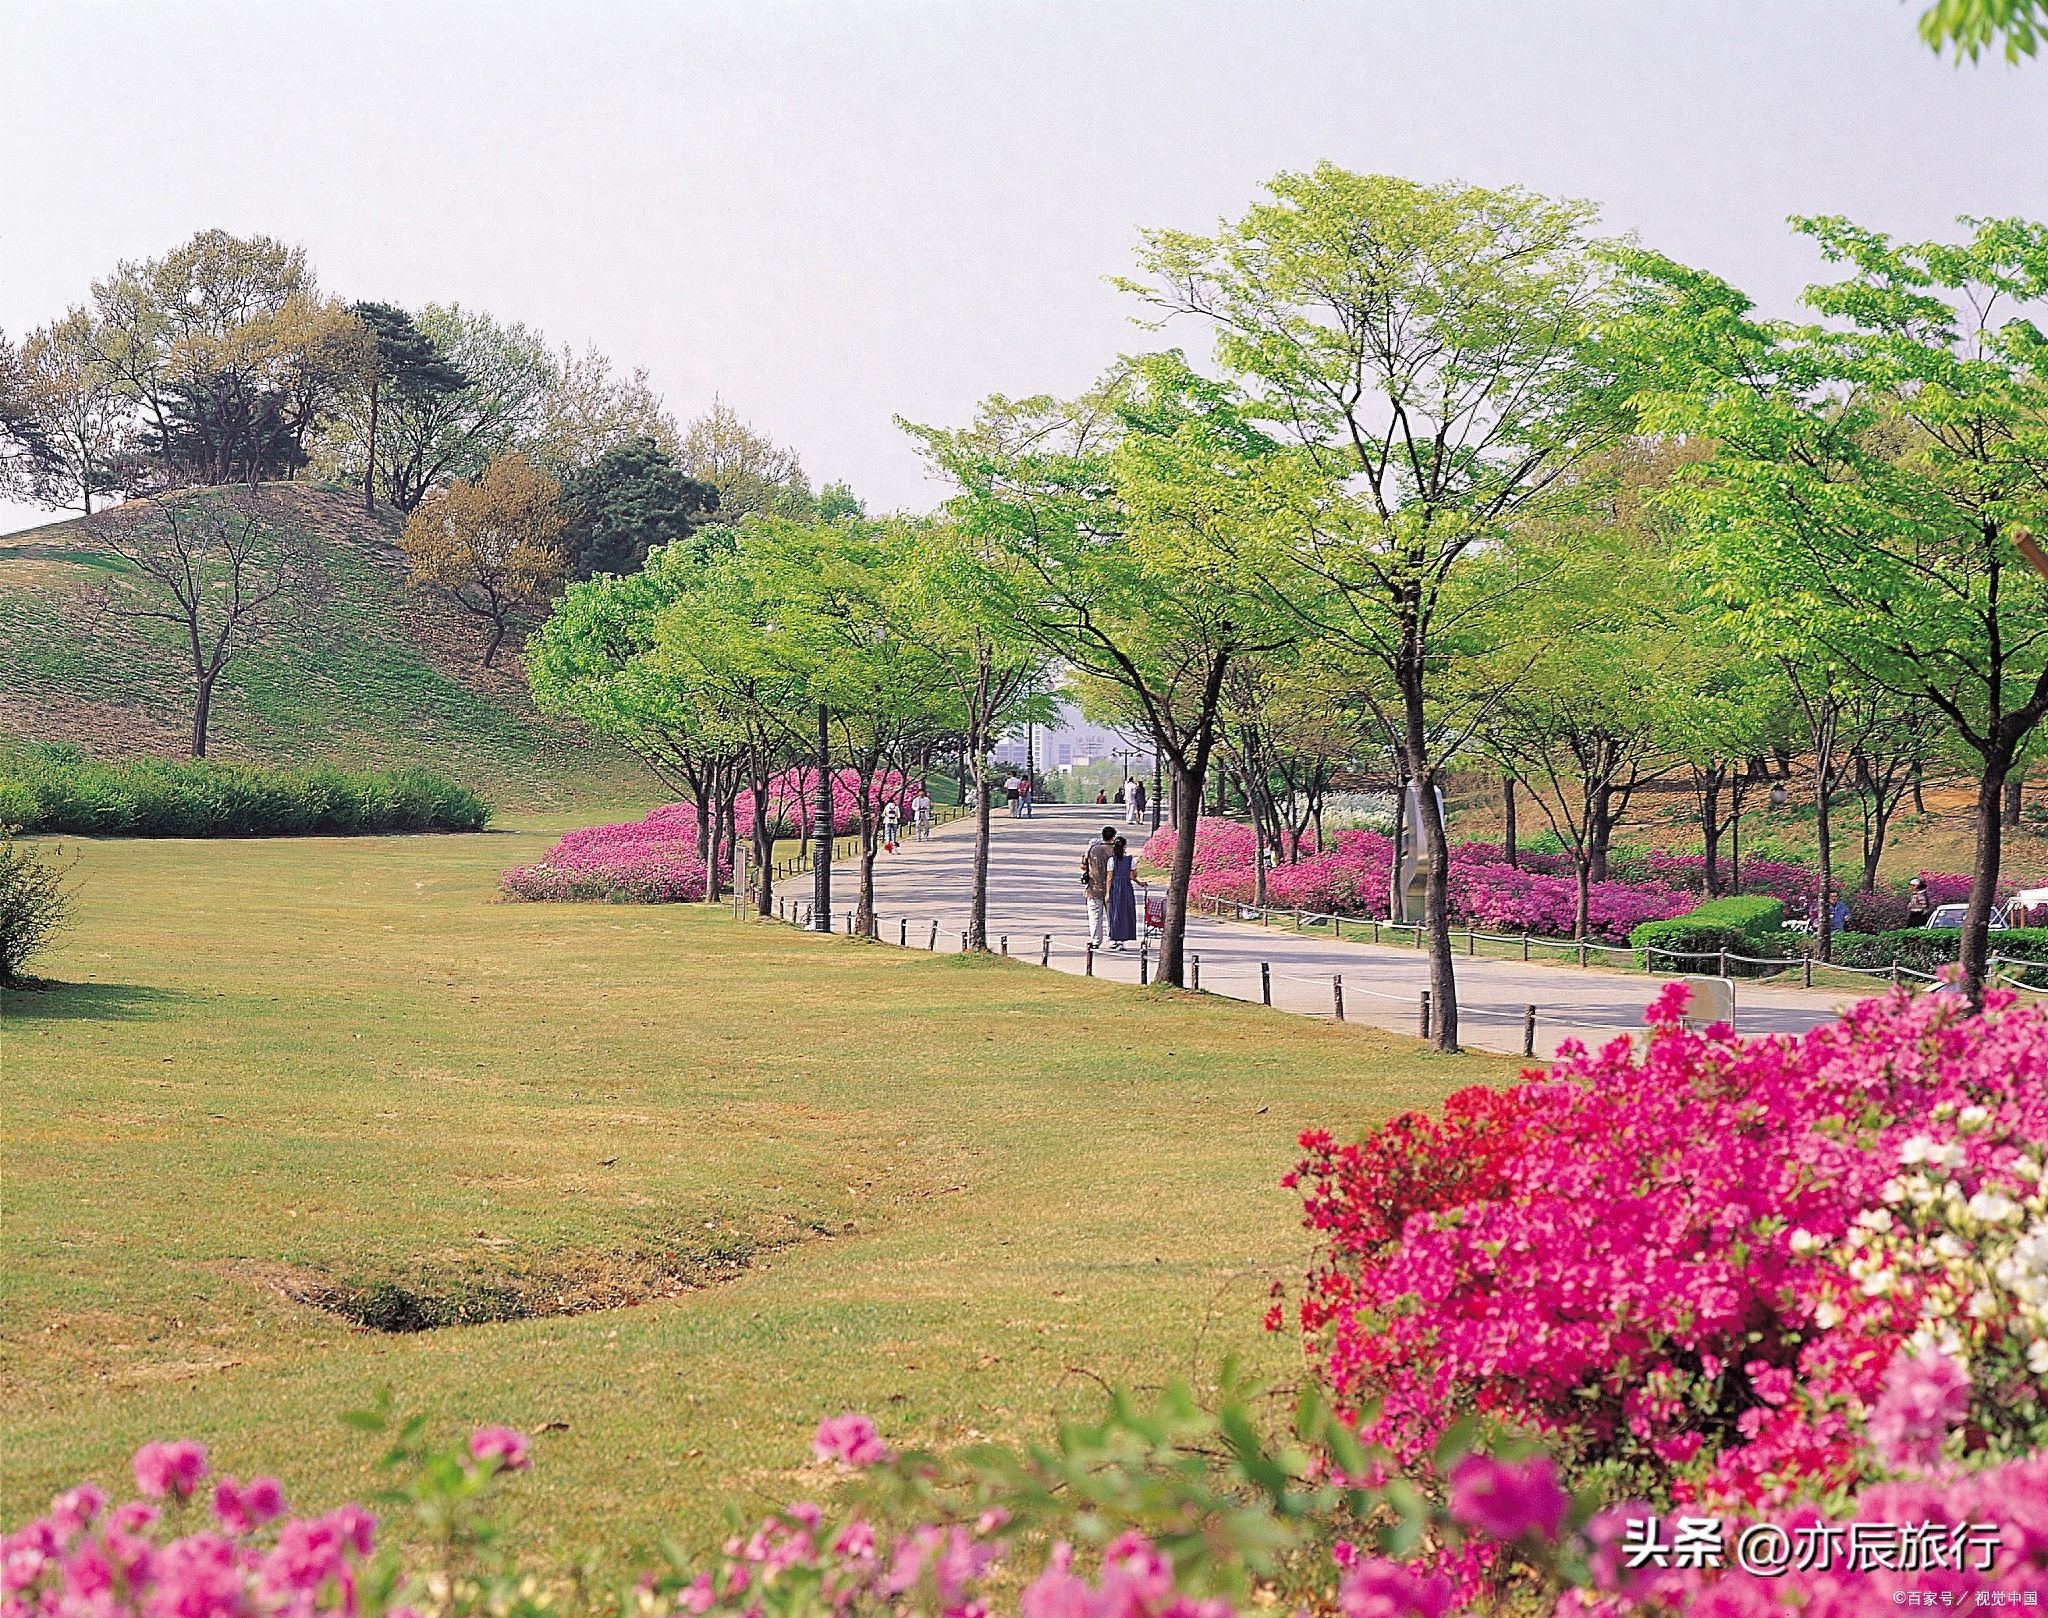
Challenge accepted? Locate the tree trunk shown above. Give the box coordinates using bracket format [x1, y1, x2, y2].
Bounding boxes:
[364, 381, 379, 515]
[1697, 767, 1723, 897]
[856, 804, 878, 935]
[1159, 756, 1206, 987]
[751, 765, 774, 918]
[2005, 774, 2023, 828]
[1815, 758, 1835, 964]
[192, 672, 216, 759]
[811, 706, 833, 932]
[1503, 775, 1518, 868]
[1912, 761, 1927, 815]
[968, 730, 993, 951]
[1587, 783, 1613, 884]
[1574, 856, 1592, 943]
[482, 615, 506, 668]
[1412, 765, 1458, 1053]
[1964, 757, 2012, 1009]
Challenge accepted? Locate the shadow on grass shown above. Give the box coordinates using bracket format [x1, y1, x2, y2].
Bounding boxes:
[0, 980, 191, 1021]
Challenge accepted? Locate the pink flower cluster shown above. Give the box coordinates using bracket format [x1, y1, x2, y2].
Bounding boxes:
[1143, 822, 1695, 942]
[503, 769, 918, 905]
[1021, 1534, 1230, 1618]
[1288, 985, 2048, 1510]
[3, 1440, 373, 1618]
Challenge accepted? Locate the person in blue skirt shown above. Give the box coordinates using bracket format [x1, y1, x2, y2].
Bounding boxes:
[1107, 834, 1138, 949]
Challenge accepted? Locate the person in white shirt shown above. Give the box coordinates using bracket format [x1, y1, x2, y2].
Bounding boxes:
[912, 788, 933, 839]
[882, 798, 901, 852]
[1004, 774, 1023, 816]
[1123, 776, 1141, 825]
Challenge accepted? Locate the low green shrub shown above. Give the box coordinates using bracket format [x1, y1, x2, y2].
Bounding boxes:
[0, 829, 75, 985]
[1828, 926, 2048, 987]
[0, 752, 490, 838]
[1630, 896, 1790, 975]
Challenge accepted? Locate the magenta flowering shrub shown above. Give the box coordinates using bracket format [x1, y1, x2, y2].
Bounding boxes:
[502, 770, 916, 905]
[1287, 984, 2048, 1517]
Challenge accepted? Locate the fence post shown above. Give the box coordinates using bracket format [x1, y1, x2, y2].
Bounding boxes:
[1294, 907, 1302, 931]
[1334, 916, 1343, 940]
[1892, 961, 1901, 989]
[1041, 934, 1051, 967]
[1804, 950, 1812, 989]
[1372, 919, 1380, 944]
[1001, 935, 1009, 956]
[1523, 1004, 1537, 1058]
[929, 920, 939, 951]
[1719, 948, 1729, 979]
[960, 930, 968, 953]
[1140, 943, 1149, 985]
[1260, 962, 1272, 1005]
[1522, 930, 1531, 962]
[899, 916, 908, 947]
[1086, 943, 1095, 977]
[1578, 938, 1588, 969]
[1192, 953, 1201, 991]
[1420, 990, 1432, 1040]
[1467, 927, 1475, 957]
[845, 909, 853, 935]
[1333, 975, 1345, 1021]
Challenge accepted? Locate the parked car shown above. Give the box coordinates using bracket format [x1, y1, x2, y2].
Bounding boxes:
[1926, 902, 2008, 930]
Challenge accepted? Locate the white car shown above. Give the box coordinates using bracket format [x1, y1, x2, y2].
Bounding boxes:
[1926, 902, 2007, 930]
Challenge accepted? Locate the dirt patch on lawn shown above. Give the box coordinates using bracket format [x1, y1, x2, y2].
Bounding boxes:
[217, 1232, 784, 1332]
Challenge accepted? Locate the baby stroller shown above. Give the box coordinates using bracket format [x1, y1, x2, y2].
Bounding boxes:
[1141, 885, 1167, 940]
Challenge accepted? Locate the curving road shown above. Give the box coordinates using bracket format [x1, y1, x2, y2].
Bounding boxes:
[851, 804, 1872, 1058]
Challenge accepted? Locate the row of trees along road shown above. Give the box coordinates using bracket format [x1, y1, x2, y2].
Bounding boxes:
[903, 171, 2048, 1042]
[525, 511, 1054, 944]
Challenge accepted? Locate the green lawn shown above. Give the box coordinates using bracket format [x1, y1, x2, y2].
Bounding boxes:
[0, 829, 1511, 1570]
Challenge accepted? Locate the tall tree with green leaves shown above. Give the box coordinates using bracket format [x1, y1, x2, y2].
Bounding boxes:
[908, 366, 1294, 988]
[350, 302, 466, 515]
[1119, 167, 1629, 1049]
[1623, 214, 2048, 1002]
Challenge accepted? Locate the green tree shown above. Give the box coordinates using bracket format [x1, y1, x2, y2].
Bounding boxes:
[558, 436, 720, 580]
[1120, 168, 1629, 1048]
[1623, 214, 2048, 1002]
[1921, 0, 2047, 60]
[350, 302, 466, 515]
[908, 365, 1294, 987]
[5, 312, 129, 513]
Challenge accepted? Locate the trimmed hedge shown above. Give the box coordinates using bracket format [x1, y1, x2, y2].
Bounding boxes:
[1828, 927, 2048, 986]
[0, 749, 490, 837]
[1630, 895, 1790, 976]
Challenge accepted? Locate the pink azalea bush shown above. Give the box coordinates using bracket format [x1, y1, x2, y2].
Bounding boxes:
[503, 770, 915, 904]
[1285, 983, 2048, 1517]
[1143, 822, 1695, 942]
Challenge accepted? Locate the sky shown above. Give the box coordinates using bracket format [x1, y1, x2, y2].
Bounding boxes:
[2, 0, 2045, 535]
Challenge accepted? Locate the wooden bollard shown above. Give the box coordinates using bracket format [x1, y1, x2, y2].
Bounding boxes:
[1139, 942, 1149, 985]
[1523, 931, 1531, 961]
[1001, 935, 1009, 956]
[1040, 934, 1051, 967]
[1192, 952, 1200, 991]
[1086, 943, 1095, 976]
[1420, 990, 1432, 1040]
[1333, 975, 1345, 1021]
[960, 930, 968, 953]
[929, 920, 939, 951]
[1523, 1004, 1537, 1058]
[1260, 962, 1272, 1005]
[899, 916, 908, 946]
[1334, 916, 1343, 940]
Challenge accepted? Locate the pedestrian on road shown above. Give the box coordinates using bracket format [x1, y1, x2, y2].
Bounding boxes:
[1082, 824, 1116, 947]
[1123, 777, 1140, 825]
[882, 799, 901, 853]
[912, 787, 932, 839]
[1005, 774, 1022, 816]
[1095, 789, 1108, 805]
[1107, 835, 1137, 949]
[1831, 894, 1851, 935]
[1906, 877, 1931, 927]
[1022, 777, 1035, 818]
[1134, 778, 1147, 823]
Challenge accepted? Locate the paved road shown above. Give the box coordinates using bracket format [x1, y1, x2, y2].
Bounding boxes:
[839, 804, 1871, 1058]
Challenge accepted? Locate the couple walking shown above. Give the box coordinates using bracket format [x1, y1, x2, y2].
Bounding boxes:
[1082, 824, 1140, 949]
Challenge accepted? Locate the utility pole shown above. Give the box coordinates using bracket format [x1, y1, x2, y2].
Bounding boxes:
[812, 703, 832, 931]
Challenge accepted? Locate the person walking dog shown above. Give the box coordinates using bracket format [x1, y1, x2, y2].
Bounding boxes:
[1082, 824, 1117, 948]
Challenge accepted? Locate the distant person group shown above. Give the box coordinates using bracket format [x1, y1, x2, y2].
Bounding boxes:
[881, 785, 934, 853]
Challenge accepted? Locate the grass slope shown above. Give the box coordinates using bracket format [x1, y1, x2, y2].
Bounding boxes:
[0, 486, 658, 816]
[0, 831, 1513, 1568]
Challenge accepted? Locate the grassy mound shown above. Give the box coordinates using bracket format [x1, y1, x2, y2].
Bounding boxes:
[0, 486, 656, 816]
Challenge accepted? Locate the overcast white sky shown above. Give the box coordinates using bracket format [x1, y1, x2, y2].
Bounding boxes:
[2, 0, 2044, 534]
